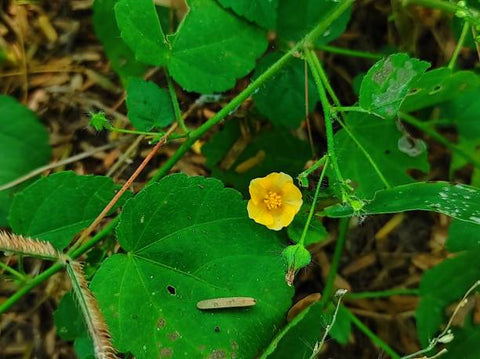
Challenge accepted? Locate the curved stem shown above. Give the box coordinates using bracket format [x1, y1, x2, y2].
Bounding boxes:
[448, 21, 470, 69]
[317, 44, 384, 60]
[166, 69, 188, 133]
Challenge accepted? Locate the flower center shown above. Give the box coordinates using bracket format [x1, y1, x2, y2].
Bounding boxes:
[264, 191, 282, 210]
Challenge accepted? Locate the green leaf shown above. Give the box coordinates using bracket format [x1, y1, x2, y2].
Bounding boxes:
[436, 88, 480, 186]
[93, 0, 147, 80]
[415, 251, 480, 346]
[252, 52, 317, 128]
[332, 113, 429, 199]
[74, 335, 95, 359]
[0, 95, 51, 226]
[446, 219, 480, 252]
[276, 0, 351, 45]
[287, 214, 328, 246]
[401, 68, 480, 113]
[217, 0, 279, 29]
[263, 302, 351, 358]
[54, 292, 86, 341]
[126, 78, 174, 131]
[115, 0, 169, 66]
[359, 53, 430, 119]
[91, 174, 292, 358]
[89, 112, 111, 131]
[168, 0, 268, 93]
[202, 121, 311, 194]
[9, 171, 129, 250]
[323, 182, 480, 226]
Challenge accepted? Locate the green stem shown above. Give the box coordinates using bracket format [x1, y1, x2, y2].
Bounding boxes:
[399, 112, 480, 169]
[0, 261, 29, 282]
[346, 309, 401, 359]
[166, 69, 188, 133]
[317, 44, 384, 60]
[297, 156, 327, 187]
[346, 288, 419, 300]
[109, 126, 185, 139]
[299, 157, 329, 246]
[0, 218, 118, 314]
[305, 48, 345, 193]
[151, 0, 355, 182]
[402, 0, 480, 27]
[448, 21, 470, 69]
[319, 217, 349, 308]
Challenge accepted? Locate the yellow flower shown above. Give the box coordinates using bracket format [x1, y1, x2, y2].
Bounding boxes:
[247, 172, 303, 231]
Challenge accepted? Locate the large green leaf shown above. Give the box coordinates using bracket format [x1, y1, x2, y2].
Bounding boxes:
[115, 0, 169, 66]
[442, 318, 480, 359]
[446, 219, 480, 252]
[91, 174, 293, 358]
[359, 53, 430, 119]
[93, 0, 147, 80]
[202, 121, 311, 194]
[401, 68, 480, 112]
[252, 52, 317, 128]
[9, 171, 128, 250]
[168, 0, 268, 93]
[323, 182, 480, 226]
[126, 78, 174, 131]
[0, 96, 51, 226]
[332, 113, 429, 199]
[217, 0, 279, 29]
[276, 0, 351, 45]
[415, 251, 480, 347]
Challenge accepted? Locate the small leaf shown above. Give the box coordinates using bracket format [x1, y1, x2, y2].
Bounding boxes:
[0, 95, 51, 226]
[446, 219, 480, 252]
[168, 0, 268, 93]
[202, 121, 311, 194]
[252, 52, 318, 128]
[89, 112, 111, 131]
[416, 251, 480, 346]
[276, 0, 351, 45]
[331, 113, 429, 199]
[323, 182, 480, 226]
[9, 171, 129, 250]
[359, 53, 430, 118]
[92, 0, 147, 80]
[91, 174, 293, 358]
[217, 0, 279, 29]
[401, 68, 480, 112]
[115, 0, 169, 66]
[126, 78, 174, 131]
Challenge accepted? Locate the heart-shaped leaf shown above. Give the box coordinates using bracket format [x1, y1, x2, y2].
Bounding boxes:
[91, 174, 293, 358]
[9, 171, 128, 250]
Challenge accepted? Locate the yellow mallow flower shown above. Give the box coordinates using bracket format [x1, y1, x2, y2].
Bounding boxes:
[247, 172, 303, 231]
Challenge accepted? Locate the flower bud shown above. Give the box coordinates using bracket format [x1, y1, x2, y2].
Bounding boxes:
[282, 244, 311, 286]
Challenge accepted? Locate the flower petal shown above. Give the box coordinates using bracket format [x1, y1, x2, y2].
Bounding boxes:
[247, 200, 274, 226]
[249, 178, 268, 205]
[280, 183, 303, 211]
[267, 205, 297, 231]
[264, 172, 293, 191]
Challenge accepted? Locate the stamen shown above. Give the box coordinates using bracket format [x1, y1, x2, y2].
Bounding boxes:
[264, 191, 282, 210]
